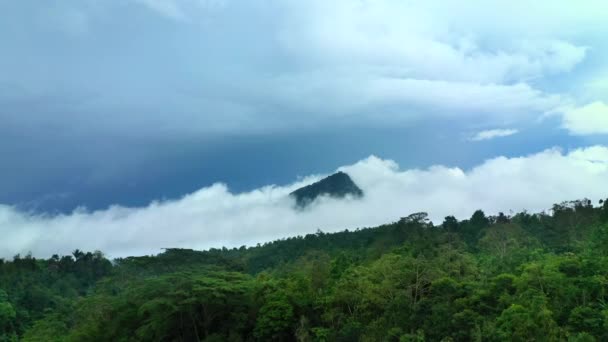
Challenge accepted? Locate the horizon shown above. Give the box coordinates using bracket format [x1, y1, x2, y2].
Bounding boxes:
[2, 146, 608, 258]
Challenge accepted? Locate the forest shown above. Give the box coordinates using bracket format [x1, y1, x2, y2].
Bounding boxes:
[2, 198, 608, 341]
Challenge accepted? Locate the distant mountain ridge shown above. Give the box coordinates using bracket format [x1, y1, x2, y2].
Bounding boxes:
[289, 171, 363, 208]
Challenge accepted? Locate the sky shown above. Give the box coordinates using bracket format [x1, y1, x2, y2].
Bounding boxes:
[1, 0, 608, 258]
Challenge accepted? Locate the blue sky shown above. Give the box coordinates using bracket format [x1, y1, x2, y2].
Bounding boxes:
[1, 1, 608, 257]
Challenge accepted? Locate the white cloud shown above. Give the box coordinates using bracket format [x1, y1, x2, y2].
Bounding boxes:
[134, 0, 186, 20]
[132, 0, 226, 20]
[561, 102, 608, 135]
[258, 73, 563, 124]
[585, 76, 608, 101]
[2, 0, 605, 137]
[470, 129, 519, 141]
[279, 1, 588, 84]
[264, 1, 590, 124]
[2, 145, 608, 259]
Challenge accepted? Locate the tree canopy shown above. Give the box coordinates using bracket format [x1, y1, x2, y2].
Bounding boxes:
[2, 198, 608, 341]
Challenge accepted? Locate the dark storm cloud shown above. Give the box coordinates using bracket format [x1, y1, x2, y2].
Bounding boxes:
[0, 1, 607, 214]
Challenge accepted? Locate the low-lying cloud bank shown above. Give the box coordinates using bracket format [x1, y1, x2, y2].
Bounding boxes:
[2, 145, 608, 258]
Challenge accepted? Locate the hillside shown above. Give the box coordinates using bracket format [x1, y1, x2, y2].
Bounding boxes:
[290, 171, 363, 208]
[2, 199, 608, 341]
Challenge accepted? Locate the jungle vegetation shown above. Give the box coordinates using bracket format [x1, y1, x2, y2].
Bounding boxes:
[2, 198, 608, 341]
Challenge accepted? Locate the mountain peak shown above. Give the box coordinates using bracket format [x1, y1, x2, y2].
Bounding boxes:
[290, 171, 363, 208]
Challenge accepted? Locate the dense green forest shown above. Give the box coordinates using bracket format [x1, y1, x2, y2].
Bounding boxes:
[3, 199, 608, 341]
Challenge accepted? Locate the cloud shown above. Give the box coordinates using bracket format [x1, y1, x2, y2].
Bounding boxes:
[134, 0, 187, 20]
[561, 102, 608, 135]
[133, 0, 226, 20]
[269, 0, 588, 122]
[279, 1, 588, 83]
[1, 0, 607, 221]
[1, 0, 601, 140]
[470, 129, 519, 141]
[584, 74, 608, 101]
[262, 74, 562, 123]
[2, 145, 608, 259]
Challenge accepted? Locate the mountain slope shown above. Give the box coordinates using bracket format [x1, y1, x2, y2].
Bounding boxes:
[4, 198, 608, 341]
[289, 171, 363, 208]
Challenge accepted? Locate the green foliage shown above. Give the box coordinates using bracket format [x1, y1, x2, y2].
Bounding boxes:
[254, 296, 294, 340]
[0, 251, 111, 338]
[568, 306, 605, 337]
[4, 198, 608, 341]
[495, 303, 559, 341]
[0, 290, 17, 342]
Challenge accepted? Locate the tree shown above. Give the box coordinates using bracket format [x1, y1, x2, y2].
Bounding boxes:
[600, 199, 608, 223]
[462, 210, 490, 245]
[400, 212, 431, 227]
[471, 210, 490, 228]
[478, 224, 537, 271]
[495, 303, 559, 341]
[0, 290, 17, 342]
[7, 199, 608, 341]
[568, 306, 604, 338]
[442, 216, 459, 232]
[254, 296, 295, 341]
